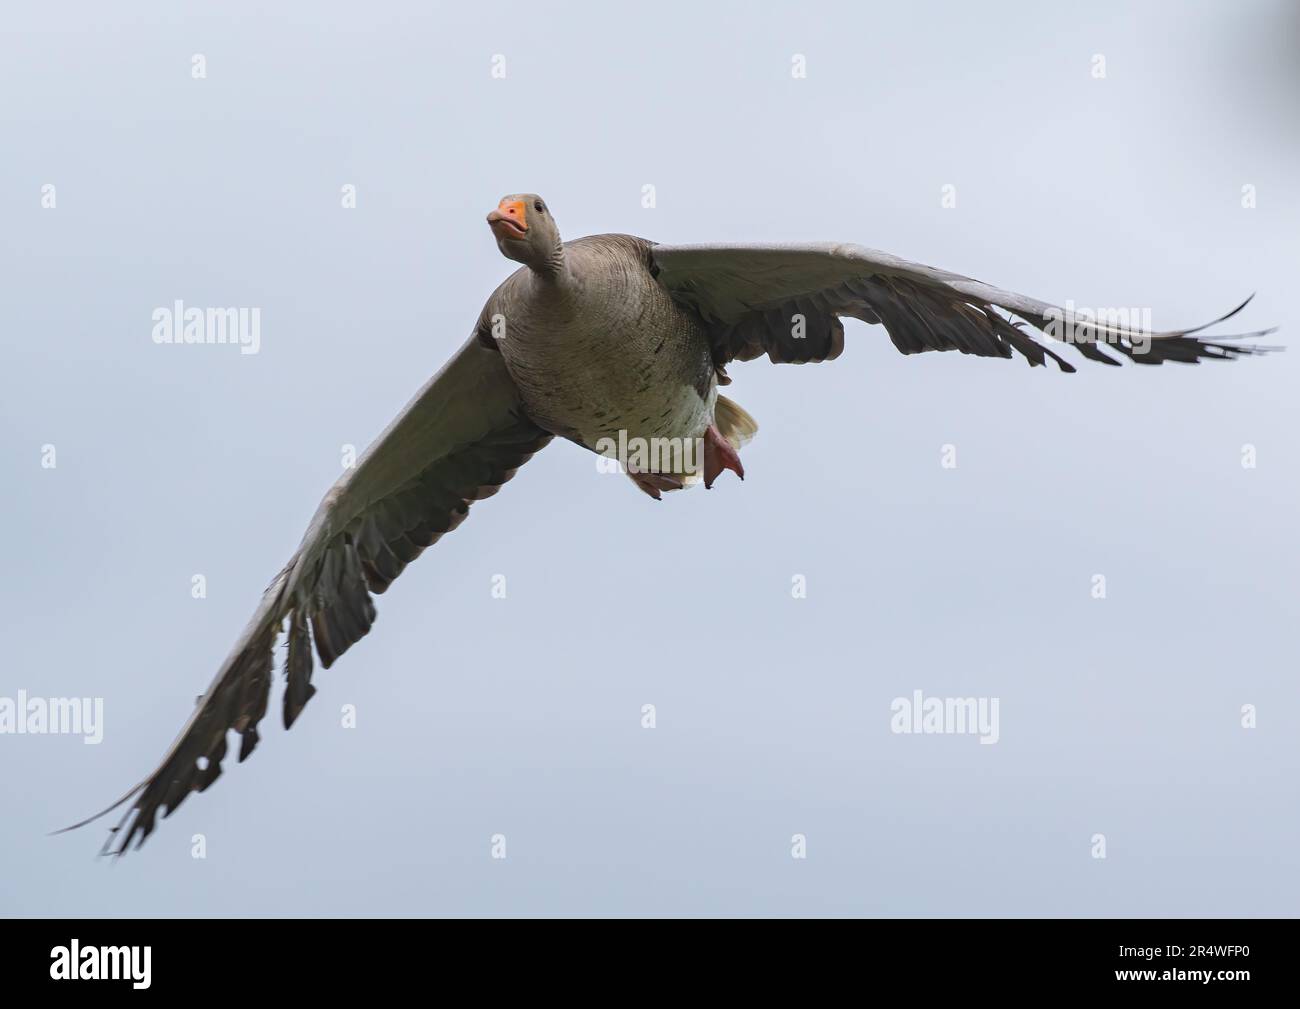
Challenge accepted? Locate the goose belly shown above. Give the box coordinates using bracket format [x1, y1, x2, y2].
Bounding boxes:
[502, 293, 716, 455]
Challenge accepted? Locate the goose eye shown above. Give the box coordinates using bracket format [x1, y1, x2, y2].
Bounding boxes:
[534, 201, 545, 213]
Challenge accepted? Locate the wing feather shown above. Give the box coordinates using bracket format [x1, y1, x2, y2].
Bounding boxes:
[651, 242, 1277, 370]
[59, 335, 551, 854]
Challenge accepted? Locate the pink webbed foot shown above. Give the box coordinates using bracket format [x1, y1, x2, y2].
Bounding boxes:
[629, 470, 685, 500]
[702, 425, 744, 489]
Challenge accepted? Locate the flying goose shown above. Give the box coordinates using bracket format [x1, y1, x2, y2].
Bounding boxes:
[66, 193, 1275, 854]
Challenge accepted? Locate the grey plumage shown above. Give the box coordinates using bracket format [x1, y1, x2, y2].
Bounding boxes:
[479, 233, 716, 452]
[65, 335, 550, 854]
[650, 242, 1275, 371]
[62, 198, 1275, 856]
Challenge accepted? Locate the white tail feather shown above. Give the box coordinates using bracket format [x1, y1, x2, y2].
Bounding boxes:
[715, 395, 758, 449]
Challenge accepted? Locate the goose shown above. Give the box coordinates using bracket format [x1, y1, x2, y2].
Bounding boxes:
[65, 193, 1275, 854]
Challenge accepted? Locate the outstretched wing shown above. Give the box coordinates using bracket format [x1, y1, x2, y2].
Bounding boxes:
[64, 335, 552, 854]
[650, 242, 1276, 371]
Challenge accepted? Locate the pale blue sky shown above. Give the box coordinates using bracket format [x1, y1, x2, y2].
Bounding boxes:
[2, 0, 1297, 916]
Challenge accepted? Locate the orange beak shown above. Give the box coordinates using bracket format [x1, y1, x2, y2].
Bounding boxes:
[486, 198, 528, 238]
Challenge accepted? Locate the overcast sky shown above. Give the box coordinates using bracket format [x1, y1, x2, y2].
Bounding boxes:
[2, 0, 1298, 917]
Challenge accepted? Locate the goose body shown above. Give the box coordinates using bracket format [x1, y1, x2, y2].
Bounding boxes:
[479, 233, 717, 458]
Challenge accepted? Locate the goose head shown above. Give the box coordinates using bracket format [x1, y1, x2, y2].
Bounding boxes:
[487, 193, 563, 274]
